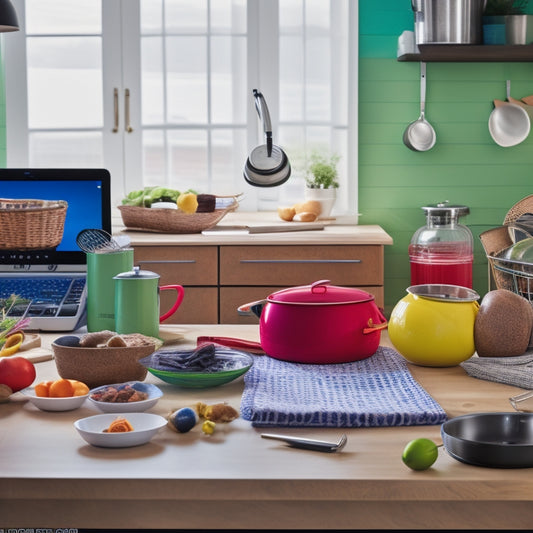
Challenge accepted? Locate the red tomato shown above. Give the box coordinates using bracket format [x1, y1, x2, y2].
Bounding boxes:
[0, 356, 36, 392]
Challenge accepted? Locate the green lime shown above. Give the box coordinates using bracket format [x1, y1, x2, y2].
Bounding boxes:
[402, 438, 439, 471]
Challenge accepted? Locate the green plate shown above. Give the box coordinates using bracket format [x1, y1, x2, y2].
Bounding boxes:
[146, 350, 254, 389]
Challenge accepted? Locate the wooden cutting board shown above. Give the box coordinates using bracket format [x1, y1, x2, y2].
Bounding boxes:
[10, 333, 54, 363]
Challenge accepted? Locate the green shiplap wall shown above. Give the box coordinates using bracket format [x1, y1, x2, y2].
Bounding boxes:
[359, 1, 533, 315]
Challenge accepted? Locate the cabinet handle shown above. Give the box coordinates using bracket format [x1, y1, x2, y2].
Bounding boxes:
[125, 88, 133, 133]
[138, 260, 196, 265]
[240, 259, 362, 264]
[112, 88, 119, 133]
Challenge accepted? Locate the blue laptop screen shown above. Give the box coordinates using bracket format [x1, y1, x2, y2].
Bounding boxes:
[0, 168, 111, 265]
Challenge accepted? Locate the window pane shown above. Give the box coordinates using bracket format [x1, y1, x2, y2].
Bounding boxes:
[167, 130, 208, 189]
[27, 37, 103, 129]
[25, 0, 101, 34]
[280, 35, 304, 122]
[143, 130, 166, 186]
[211, 0, 246, 34]
[211, 36, 246, 124]
[141, 0, 163, 34]
[141, 36, 165, 125]
[165, 0, 207, 33]
[306, 35, 330, 120]
[166, 36, 207, 123]
[211, 129, 246, 192]
[29, 132, 103, 167]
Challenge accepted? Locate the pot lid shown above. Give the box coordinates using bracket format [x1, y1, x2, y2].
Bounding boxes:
[267, 280, 375, 305]
[113, 266, 159, 280]
[407, 284, 479, 302]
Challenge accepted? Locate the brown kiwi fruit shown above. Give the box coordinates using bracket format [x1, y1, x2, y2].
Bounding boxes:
[474, 289, 533, 357]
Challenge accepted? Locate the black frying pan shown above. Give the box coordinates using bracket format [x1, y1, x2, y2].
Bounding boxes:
[441, 412, 533, 468]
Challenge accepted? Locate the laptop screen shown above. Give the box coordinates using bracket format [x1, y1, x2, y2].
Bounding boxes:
[0, 168, 111, 266]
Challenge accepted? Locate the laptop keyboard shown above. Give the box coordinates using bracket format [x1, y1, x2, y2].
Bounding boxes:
[0, 277, 86, 318]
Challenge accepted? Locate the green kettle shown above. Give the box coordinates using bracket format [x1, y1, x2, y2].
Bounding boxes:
[114, 266, 184, 337]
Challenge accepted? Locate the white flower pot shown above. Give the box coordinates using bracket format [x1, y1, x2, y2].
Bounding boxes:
[304, 187, 337, 219]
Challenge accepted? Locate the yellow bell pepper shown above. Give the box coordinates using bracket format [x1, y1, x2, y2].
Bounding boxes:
[0, 332, 24, 357]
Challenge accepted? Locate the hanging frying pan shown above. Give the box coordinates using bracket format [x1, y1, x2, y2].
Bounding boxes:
[244, 89, 291, 187]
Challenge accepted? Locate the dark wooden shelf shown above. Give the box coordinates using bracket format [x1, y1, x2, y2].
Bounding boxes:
[398, 44, 533, 62]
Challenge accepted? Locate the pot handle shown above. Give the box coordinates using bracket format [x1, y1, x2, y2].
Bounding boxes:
[362, 314, 388, 335]
[237, 299, 267, 318]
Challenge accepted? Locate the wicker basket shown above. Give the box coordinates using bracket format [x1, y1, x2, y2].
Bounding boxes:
[118, 198, 239, 234]
[0, 199, 68, 250]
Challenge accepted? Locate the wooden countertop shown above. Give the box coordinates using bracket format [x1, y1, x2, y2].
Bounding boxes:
[113, 210, 394, 246]
[1, 325, 532, 530]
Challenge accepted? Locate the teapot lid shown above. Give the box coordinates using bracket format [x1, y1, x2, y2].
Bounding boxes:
[407, 284, 479, 302]
[113, 266, 159, 280]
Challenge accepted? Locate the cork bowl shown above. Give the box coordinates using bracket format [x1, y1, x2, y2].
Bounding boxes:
[52, 335, 157, 388]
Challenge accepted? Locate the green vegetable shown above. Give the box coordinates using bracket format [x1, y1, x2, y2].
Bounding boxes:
[402, 438, 439, 471]
[122, 186, 182, 207]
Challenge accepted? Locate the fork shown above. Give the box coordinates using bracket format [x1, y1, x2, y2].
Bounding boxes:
[261, 433, 347, 453]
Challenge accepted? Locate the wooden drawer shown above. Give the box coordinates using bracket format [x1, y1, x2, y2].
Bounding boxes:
[220, 286, 385, 324]
[219, 245, 383, 287]
[134, 246, 218, 285]
[161, 287, 218, 324]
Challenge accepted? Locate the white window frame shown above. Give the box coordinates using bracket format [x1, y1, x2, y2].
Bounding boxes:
[4, 0, 358, 215]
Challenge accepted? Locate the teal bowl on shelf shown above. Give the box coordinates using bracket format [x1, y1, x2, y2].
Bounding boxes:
[144, 348, 254, 389]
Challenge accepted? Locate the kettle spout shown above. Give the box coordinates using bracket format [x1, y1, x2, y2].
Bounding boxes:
[238, 299, 267, 319]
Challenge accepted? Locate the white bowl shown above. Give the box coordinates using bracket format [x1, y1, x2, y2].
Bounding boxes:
[88, 381, 162, 413]
[21, 387, 89, 412]
[74, 412, 167, 448]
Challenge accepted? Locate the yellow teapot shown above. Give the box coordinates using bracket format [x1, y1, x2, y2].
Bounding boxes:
[388, 284, 480, 367]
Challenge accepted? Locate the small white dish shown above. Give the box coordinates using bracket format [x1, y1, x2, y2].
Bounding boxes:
[21, 388, 88, 412]
[88, 381, 162, 413]
[74, 412, 167, 448]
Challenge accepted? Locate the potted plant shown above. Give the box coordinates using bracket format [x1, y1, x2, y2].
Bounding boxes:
[304, 151, 340, 218]
[483, 0, 529, 43]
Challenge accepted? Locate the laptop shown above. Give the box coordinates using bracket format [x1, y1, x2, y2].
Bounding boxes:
[0, 168, 112, 331]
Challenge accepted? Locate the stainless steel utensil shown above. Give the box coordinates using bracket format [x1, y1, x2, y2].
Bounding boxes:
[403, 62, 436, 152]
[261, 433, 347, 453]
[76, 229, 130, 253]
[489, 80, 531, 147]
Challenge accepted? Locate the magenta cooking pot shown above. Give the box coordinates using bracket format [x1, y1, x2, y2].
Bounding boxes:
[237, 280, 387, 364]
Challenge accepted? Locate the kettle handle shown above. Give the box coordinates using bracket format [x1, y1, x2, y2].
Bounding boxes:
[159, 285, 185, 322]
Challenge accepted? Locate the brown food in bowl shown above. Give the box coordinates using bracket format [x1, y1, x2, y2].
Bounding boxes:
[52, 335, 156, 388]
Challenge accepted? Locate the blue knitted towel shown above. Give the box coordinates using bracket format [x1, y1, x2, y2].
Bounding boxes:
[240, 346, 447, 428]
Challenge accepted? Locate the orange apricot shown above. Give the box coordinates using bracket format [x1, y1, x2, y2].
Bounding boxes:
[49, 378, 74, 398]
[34, 380, 53, 397]
[69, 380, 89, 396]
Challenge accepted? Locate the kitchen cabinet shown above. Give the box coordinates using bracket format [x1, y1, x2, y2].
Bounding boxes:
[123, 213, 393, 325]
[397, 43, 533, 62]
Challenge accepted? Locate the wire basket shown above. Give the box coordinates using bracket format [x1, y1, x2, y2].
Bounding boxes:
[0, 199, 68, 251]
[487, 254, 533, 304]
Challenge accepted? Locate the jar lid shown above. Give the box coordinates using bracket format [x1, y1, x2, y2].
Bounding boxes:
[267, 280, 374, 305]
[113, 266, 159, 280]
[422, 201, 470, 218]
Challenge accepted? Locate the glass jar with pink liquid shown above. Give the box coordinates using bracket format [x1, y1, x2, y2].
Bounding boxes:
[409, 202, 473, 288]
